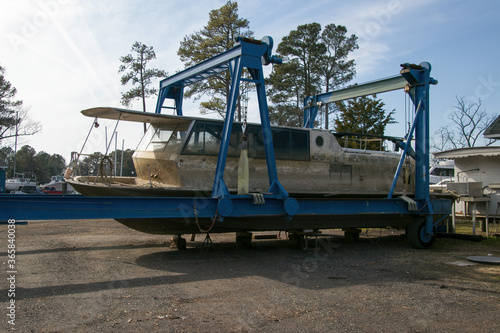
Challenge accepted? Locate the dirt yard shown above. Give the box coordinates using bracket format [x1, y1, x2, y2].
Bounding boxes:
[1, 219, 499, 332]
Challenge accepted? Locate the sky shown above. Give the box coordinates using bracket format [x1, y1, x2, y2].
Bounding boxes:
[0, 0, 499, 163]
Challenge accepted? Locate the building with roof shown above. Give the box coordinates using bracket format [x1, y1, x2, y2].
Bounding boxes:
[484, 114, 500, 140]
[434, 144, 500, 221]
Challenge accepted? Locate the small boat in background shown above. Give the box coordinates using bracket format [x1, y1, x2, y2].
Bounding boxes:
[5, 172, 37, 193]
[40, 175, 76, 194]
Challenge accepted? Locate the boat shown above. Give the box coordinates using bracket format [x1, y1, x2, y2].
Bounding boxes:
[67, 107, 414, 199]
[65, 107, 416, 237]
[10, 185, 42, 195]
[5, 172, 37, 193]
[40, 175, 76, 194]
[429, 160, 454, 184]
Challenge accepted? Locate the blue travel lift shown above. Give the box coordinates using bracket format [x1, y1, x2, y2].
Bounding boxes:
[0, 36, 452, 249]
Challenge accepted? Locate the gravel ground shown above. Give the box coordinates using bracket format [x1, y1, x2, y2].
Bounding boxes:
[1, 219, 499, 332]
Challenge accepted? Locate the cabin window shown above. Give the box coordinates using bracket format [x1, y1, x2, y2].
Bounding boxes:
[271, 127, 309, 160]
[148, 128, 173, 151]
[183, 122, 241, 157]
[182, 120, 309, 161]
[152, 129, 174, 142]
[136, 124, 189, 153]
[136, 125, 155, 151]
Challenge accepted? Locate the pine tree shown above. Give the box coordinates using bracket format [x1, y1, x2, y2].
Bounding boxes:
[267, 23, 357, 128]
[334, 95, 396, 150]
[319, 24, 358, 129]
[119, 42, 167, 132]
[267, 61, 303, 126]
[277, 23, 325, 98]
[177, 1, 252, 119]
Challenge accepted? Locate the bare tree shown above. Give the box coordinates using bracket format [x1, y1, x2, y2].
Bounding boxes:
[433, 96, 496, 151]
[0, 66, 41, 147]
[0, 108, 42, 145]
[431, 126, 456, 151]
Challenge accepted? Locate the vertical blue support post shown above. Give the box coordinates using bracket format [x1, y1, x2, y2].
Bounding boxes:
[401, 65, 430, 201]
[155, 86, 184, 116]
[248, 68, 279, 189]
[401, 62, 437, 236]
[174, 87, 184, 116]
[307, 106, 319, 129]
[0, 162, 6, 193]
[155, 86, 169, 114]
[212, 57, 243, 198]
[416, 64, 434, 236]
[302, 96, 317, 128]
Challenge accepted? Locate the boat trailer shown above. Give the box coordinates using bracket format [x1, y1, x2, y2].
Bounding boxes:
[0, 36, 452, 248]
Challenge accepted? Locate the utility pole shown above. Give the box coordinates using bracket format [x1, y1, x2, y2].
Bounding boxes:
[13, 111, 18, 176]
[114, 133, 118, 176]
[120, 139, 124, 177]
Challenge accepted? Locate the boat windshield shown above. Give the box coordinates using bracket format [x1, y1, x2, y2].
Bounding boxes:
[136, 123, 190, 153]
[430, 167, 454, 177]
[182, 120, 309, 161]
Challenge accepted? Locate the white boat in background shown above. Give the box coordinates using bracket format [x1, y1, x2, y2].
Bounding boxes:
[429, 160, 454, 184]
[40, 175, 76, 194]
[5, 172, 37, 193]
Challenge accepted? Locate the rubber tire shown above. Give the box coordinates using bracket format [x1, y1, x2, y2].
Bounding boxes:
[236, 235, 252, 247]
[407, 218, 436, 249]
[177, 237, 187, 250]
[288, 233, 305, 249]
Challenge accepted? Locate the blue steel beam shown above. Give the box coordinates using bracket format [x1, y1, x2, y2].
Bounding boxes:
[158, 46, 241, 90]
[154, 44, 241, 114]
[400, 63, 438, 237]
[0, 195, 450, 221]
[400, 63, 438, 202]
[155, 37, 281, 115]
[154, 36, 286, 201]
[315, 75, 407, 104]
[304, 75, 408, 128]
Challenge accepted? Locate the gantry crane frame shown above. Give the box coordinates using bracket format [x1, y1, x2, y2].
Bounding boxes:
[0, 36, 450, 248]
